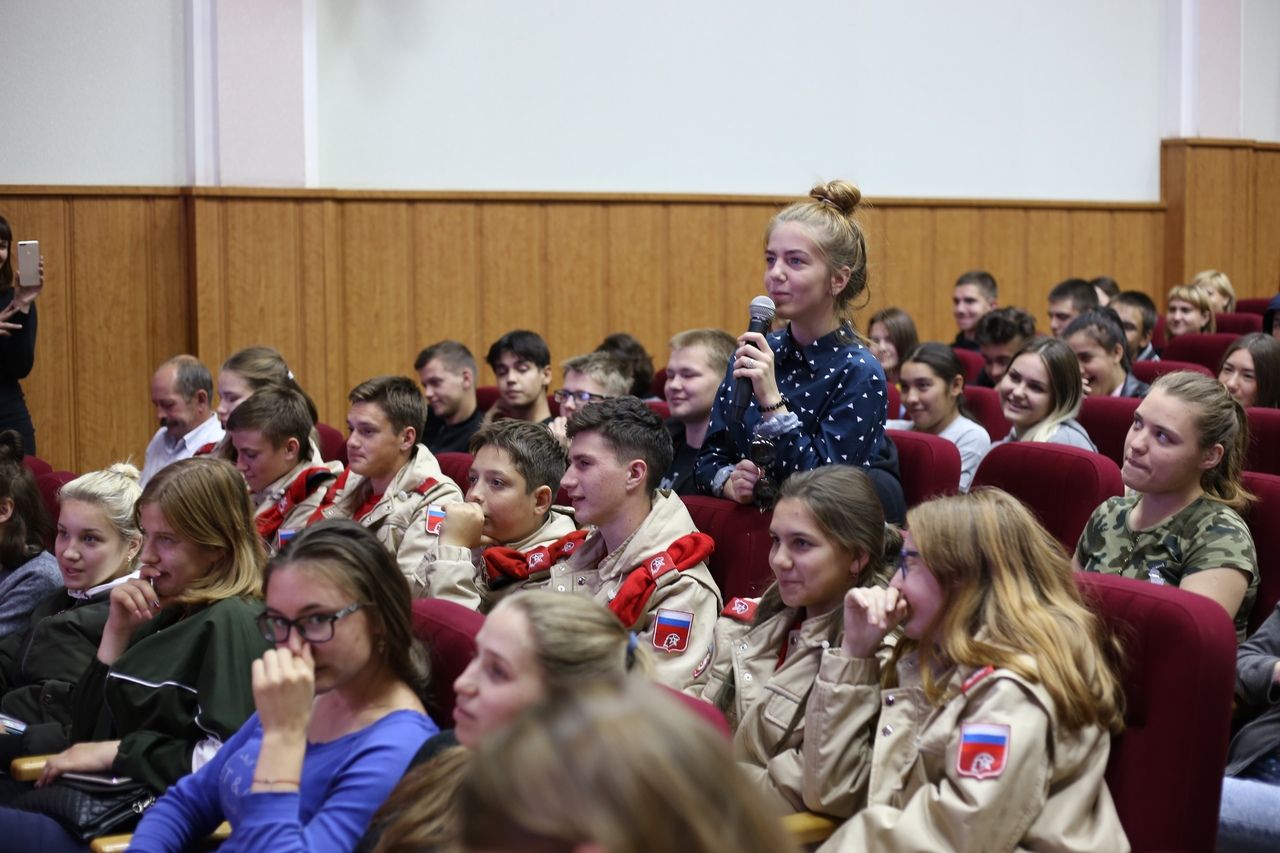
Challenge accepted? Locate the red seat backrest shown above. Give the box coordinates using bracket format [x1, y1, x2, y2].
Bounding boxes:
[650, 369, 667, 400]
[680, 495, 774, 601]
[436, 452, 474, 491]
[1130, 359, 1213, 385]
[1152, 313, 1167, 350]
[1074, 572, 1236, 853]
[411, 598, 484, 726]
[1245, 407, 1280, 476]
[886, 382, 901, 419]
[314, 422, 348, 466]
[1214, 313, 1263, 335]
[1076, 396, 1140, 469]
[1164, 333, 1239, 374]
[23, 455, 52, 478]
[952, 347, 985, 384]
[885, 429, 961, 509]
[961, 385, 1012, 442]
[1242, 471, 1280, 635]
[36, 470, 78, 549]
[972, 443, 1123, 552]
[477, 386, 501, 412]
[645, 400, 670, 420]
[1236, 298, 1272, 316]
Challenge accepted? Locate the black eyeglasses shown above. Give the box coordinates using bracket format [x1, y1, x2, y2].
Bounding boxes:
[256, 602, 365, 644]
[897, 548, 920, 578]
[749, 435, 779, 509]
[553, 389, 609, 405]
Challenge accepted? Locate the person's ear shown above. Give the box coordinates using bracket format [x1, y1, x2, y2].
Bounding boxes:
[532, 484, 554, 516]
[1111, 343, 1126, 364]
[0, 497, 14, 525]
[461, 368, 474, 391]
[399, 426, 417, 451]
[948, 374, 965, 398]
[193, 389, 209, 409]
[625, 459, 648, 493]
[830, 265, 852, 297]
[284, 437, 301, 462]
[848, 552, 870, 582]
[539, 365, 553, 389]
[1199, 442, 1225, 471]
[125, 534, 143, 563]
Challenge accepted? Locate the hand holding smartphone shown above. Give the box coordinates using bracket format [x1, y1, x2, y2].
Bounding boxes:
[16, 241, 40, 288]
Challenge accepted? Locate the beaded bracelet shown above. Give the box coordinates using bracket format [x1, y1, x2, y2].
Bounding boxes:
[758, 396, 789, 414]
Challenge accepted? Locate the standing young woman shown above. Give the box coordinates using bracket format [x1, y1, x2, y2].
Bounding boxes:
[0, 216, 44, 455]
[887, 343, 991, 491]
[129, 521, 438, 852]
[0, 464, 141, 760]
[1075, 371, 1258, 641]
[694, 180, 888, 506]
[0, 432, 59, 638]
[995, 336, 1097, 450]
[819, 489, 1127, 851]
[1063, 310, 1150, 399]
[0, 457, 270, 849]
[1166, 284, 1216, 341]
[363, 592, 642, 852]
[1219, 333, 1280, 410]
[696, 465, 898, 819]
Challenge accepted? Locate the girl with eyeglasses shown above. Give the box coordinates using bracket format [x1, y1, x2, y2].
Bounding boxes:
[817, 488, 1126, 851]
[129, 519, 436, 852]
[0, 457, 268, 847]
[694, 465, 899, 820]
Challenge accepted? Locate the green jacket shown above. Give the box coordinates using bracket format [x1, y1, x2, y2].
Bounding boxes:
[69, 596, 269, 792]
[0, 588, 113, 754]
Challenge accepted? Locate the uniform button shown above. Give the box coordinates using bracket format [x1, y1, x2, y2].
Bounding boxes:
[739, 642, 748, 651]
[881, 725, 893, 737]
[743, 673, 753, 682]
[576, 577, 585, 586]
[557, 585, 566, 592]
[821, 640, 830, 649]
[885, 695, 895, 706]
[397, 490, 408, 501]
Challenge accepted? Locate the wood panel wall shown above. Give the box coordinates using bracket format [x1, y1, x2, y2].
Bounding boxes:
[6, 138, 1273, 472]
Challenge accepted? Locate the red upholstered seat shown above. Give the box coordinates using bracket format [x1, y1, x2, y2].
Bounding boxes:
[650, 369, 667, 400]
[409, 598, 731, 738]
[22, 455, 52, 478]
[1236, 298, 1272, 316]
[971, 443, 1122, 552]
[1242, 472, 1280, 635]
[1245, 407, 1280, 476]
[476, 385, 501, 412]
[1164, 332, 1239, 374]
[961, 385, 1011, 443]
[645, 399, 670, 420]
[1152, 314, 1167, 350]
[1074, 573, 1236, 853]
[1214, 313, 1263, 335]
[886, 382, 901, 419]
[680, 495, 774, 601]
[435, 452, 473, 490]
[1130, 359, 1213, 385]
[411, 598, 484, 726]
[885, 429, 960, 509]
[36, 471, 77, 549]
[315, 422, 347, 466]
[952, 347, 984, 384]
[1076, 396, 1140, 469]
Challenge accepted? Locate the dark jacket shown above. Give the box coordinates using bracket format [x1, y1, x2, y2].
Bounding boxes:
[1227, 602, 1280, 776]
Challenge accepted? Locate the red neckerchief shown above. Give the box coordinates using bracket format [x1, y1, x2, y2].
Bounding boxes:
[606, 532, 714, 627]
[775, 611, 806, 670]
[306, 470, 438, 525]
[482, 529, 590, 587]
[256, 467, 336, 541]
[194, 442, 218, 456]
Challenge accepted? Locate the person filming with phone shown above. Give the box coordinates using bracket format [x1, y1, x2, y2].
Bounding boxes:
[0, 215, 43, 456]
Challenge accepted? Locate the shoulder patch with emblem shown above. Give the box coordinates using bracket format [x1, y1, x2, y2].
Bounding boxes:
[652, 609, 694, 654]
[956, 722, 1010, 780]
[692, 641, 714, 679]
[721, 597, 758, 623]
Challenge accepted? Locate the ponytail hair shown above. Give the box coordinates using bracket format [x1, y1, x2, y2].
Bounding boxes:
[900, 342, 972, 422]
[769, 179, 871, 334]
[1150, 371, 1254, 510]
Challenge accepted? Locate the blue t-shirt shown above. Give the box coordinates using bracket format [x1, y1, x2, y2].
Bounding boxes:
[129, 708, 437, 852]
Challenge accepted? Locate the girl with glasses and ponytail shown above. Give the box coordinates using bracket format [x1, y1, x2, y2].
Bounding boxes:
[130, 519, 438, 852]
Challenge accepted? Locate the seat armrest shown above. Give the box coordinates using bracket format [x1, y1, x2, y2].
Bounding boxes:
[8, 754, 53, 782]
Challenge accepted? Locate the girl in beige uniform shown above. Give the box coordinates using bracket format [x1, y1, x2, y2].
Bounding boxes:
[820, 488, 1128, 852]
[695, 465, 899, 819]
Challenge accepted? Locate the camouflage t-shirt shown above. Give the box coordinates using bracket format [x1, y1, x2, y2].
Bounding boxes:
[1075, 494, 1258, 640]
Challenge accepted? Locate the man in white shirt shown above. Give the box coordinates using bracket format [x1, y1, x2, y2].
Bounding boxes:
[140, 355, 224, 486]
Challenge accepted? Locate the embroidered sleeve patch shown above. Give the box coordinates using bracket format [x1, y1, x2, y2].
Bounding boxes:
[425, 505, 447, 535]
[652, 609, 694, 654]
[721, 597, 758, 622]
[956, 722, 1010, 780]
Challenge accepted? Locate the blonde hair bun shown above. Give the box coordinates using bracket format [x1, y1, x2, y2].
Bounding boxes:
[104, 462, 142, 483]
[809, 179, 863, 215]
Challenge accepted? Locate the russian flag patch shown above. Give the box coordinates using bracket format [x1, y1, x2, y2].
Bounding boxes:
[956, 722, 1010, 780]
[425, 505, 447, 535]
[652, 609, 693, 654]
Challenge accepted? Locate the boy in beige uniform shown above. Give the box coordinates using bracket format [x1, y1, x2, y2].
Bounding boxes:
[428, 420, 578, 610]
[513, 396, 722, 691]
[225, 386, 342, 555]
[311, 376, 462, 595]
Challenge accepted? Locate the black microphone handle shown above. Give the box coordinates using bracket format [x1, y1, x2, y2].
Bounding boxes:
[731, 315, 774, 422]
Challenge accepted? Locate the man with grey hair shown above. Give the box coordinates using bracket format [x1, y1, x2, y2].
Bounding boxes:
[140, 354, 223, 486]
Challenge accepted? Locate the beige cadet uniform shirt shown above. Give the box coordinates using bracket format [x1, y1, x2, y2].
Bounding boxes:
[518, 490, 721, 691]
[818, 652, 1128, 853]
[315, 444, 462, 596]
[428, 506, 578, 611]
[252, 457, 344, 556]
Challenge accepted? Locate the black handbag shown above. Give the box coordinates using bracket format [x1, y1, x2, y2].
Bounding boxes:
[13, 776, 156, 842]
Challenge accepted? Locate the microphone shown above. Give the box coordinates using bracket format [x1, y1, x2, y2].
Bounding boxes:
[732, 296, 777, 423]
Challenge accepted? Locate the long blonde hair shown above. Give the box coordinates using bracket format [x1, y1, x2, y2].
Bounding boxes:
[457, 682, 799, 853]
[894, 488, 1124, 733]
[139, 458, 264, 605]
[1007, 336, 1085, 444]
